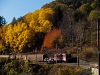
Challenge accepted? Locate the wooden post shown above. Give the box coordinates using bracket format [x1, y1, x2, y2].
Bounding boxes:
[97, 18, 100, 75]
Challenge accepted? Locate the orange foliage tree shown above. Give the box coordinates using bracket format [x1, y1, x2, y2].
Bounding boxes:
[42, 28, 61, 49]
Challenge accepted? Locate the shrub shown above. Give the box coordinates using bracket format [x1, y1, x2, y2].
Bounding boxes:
[80, 48, 97, 61]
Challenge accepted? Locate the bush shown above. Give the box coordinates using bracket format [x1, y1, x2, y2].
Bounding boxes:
[80, 47, 97, 61]
[0, 59, 87, 75]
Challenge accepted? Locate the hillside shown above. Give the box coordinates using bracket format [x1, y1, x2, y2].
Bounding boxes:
[0, 0, 100, 55]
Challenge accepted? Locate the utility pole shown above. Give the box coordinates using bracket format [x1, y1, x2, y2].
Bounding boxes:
[77, 36, 80, 67]
[35, 48, 37, 62]
[56, 43, 58, 64]
[97, 18, 100, 75]
[95, 0, 100, 74]
[77, 46, 79, 67]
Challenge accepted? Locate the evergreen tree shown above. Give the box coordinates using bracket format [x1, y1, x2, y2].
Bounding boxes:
[17, 16, 23, 22]
[0, 16, 2, 26]
[0, 16, 6, 26]
[11, 17, 16, 25]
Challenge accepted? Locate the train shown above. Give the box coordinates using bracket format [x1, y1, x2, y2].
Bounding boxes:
[0, 53, 77, 63]
[43, 53, 77, 63]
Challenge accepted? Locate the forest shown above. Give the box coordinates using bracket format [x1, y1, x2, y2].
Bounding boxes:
[0, 0, 100, 61]
[0, 0, 100, 75]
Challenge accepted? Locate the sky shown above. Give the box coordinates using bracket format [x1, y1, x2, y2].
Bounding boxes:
[0, 0, 54, 24]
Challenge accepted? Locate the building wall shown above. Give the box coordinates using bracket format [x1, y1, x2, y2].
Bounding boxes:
[92, 68, 98, 75]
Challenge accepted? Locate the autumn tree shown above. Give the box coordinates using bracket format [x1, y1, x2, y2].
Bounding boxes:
[42, 29, 61, 49]
[0, 25, 7, 53]
[4, 8, 55, 53]
[5, 22, 35, 52]
[60, 10, 76, 46]
[2, 0, 100, 54]
[88, 10, 100, 21]
[91, 0, 100, 9]
[42, 1, 68, 27]
[25, 8, 54, 33]
[79, 3, 92, 15]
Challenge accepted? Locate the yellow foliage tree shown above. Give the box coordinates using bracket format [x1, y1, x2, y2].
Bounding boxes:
[5, 22, 35, 52]
[4, 8, 54, 53]
[25, 8, 54, 33]
[0, 25, 7, 52]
